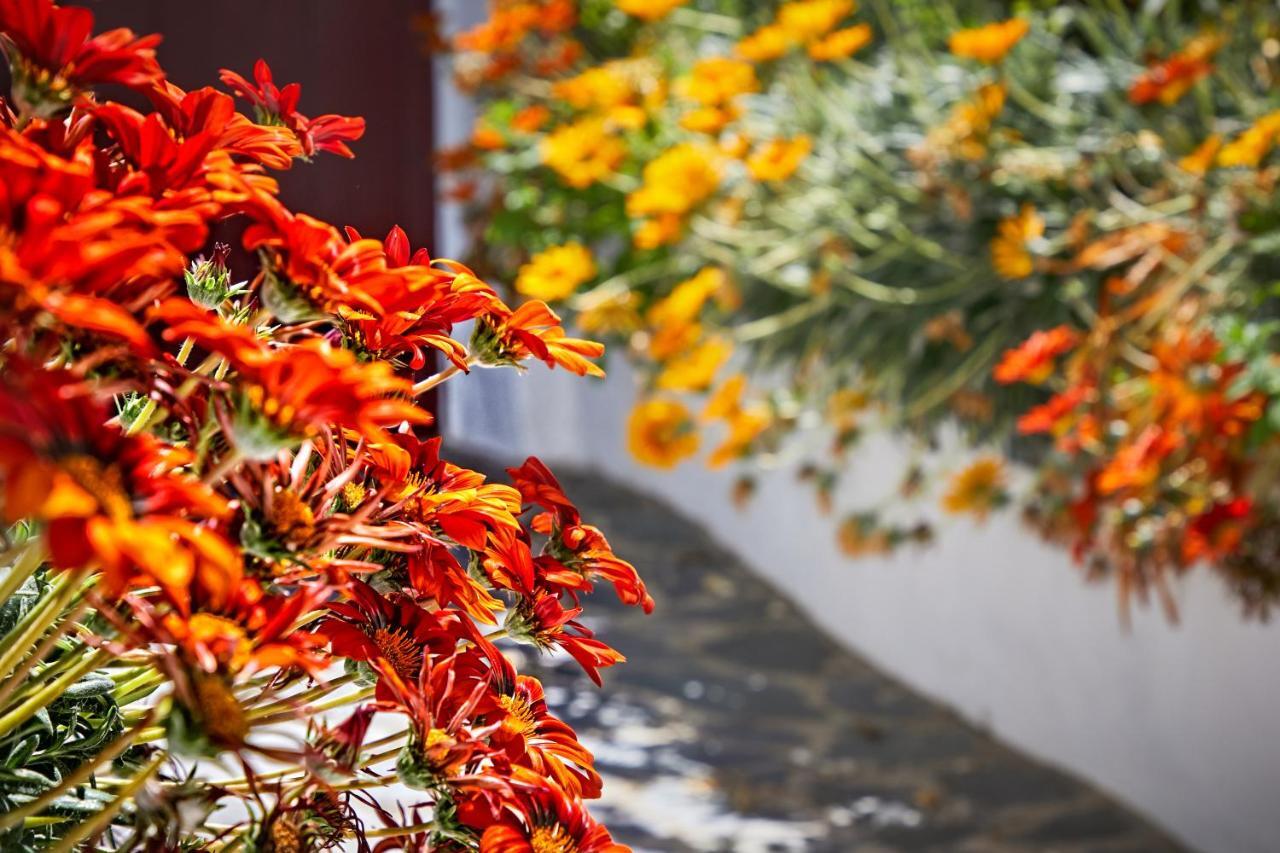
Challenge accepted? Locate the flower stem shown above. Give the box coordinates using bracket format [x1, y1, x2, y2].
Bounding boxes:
[365, 820, 436, 839]
[0, 648, 111, 738]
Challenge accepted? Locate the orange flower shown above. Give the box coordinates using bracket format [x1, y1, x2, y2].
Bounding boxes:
[808, 24, 873, 61]
[993, 325, 1078, 385]
[737, 24, 796, 62]
[1017, 387, 1087, 436]
[1096, 425, 1181, 495]
[1128, 32, 1222, 106]
[472, 300, 606, 377]
[746, 136, 812, 182]
[948, 18, 1029, 64]
[1178, 134, 1222, 175]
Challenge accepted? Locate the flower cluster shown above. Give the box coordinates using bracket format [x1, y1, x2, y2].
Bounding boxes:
[449, 0, 1280, 616]
[0, 0, 642, 848]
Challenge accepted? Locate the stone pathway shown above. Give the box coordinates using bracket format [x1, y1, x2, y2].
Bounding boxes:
[473, 456, 1185, 852]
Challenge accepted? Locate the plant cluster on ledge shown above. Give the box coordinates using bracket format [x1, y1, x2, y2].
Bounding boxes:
[0, 0, 644, 849]
[447, 0, 1280, 617]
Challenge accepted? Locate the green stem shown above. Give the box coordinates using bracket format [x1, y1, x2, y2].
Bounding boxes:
[0, 570, 82, 681]
[0, 539, 46, 608]
[0, 597, 92, 709]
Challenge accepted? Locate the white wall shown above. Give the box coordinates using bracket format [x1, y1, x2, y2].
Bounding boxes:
[435, 10, 1280, 850]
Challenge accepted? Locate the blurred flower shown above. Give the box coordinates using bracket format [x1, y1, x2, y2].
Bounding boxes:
[676, 57, 758, 108]
[948, 18, 1029, 64]
[737, 24, 796, 61]
[516, 243, 597, 302]
[994, 325, 1079, 385]
[1128, 31, 1222, 106]
[615, 0, 687, 21]
[628, 398, 699, 468]
[942, 458, 1007, 518]
[747, 136, 812, 181]
[777, 0, 856, 43]
[542, 117, 627, 189]
[990, 203, 1044, 279]
[808, 24, 873, 61]
[1178, 134, 1222, 174]
[656, 336, 732, 392]
[627, 143, 720, 218]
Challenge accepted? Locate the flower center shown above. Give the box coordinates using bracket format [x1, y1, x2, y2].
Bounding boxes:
[497, 692, 537, 739]
[270, 489, 316, 546]
[193, 673, 248, 746]
[268, 817, 303, 853]
[530, 825, 578, 853]
[371, 626, 422, 682]
[60, 454, 131, 520]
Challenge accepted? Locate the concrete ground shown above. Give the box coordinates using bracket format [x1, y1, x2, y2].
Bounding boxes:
[480, 457, 1186, 852]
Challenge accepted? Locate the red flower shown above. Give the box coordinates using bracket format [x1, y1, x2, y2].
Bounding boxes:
[324, 579, 462, 688]
[220, 59, 365, 159]
[0, 361, 237, 610]
[506, 591, 625, 686]
[1017, 386, 1087, 436]
[0, 0, 162, 114]
[478, 773, 628, 853]
[993, 325, 1078, 385]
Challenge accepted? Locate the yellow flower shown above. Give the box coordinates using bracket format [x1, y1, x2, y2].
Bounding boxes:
[777, 0, 856, 43]
[656, 336, 732, 392]
[948, 18, 1030, 64]
[627, 143, 721, 218]
[634, 213, 684, 250]
[1217, 112, 1280, 168]
[648, 319, 702, 361]
[615, 0, 688, 21]
[942, 457, 1007, 518]
[676, 57, 758, 108]
[577, 291, 642, 336]
[736, 24, 796, 61]
[746, 136, 812, 182]
[680, 105, 738, 135]
[555, 65, 632, 110]
[628, 399, 699, 468]
[1178, 134, 1222, 175]
[515, 243, 596, 302]
[541, 117, 627, 188]
[808, 23, 872, 61]
[990, 204, 1044, 280]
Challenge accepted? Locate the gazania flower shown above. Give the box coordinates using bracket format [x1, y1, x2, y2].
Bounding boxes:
[990, 203, 1044, 279]
[471, 300, 606, 377]
[707, 406, 771, 469]
[627, 398, 699, 468]
[324, 580, 462, 687]
[505, 591, 625, 686]
[746, 136, 812, 182]
[0, 362, 237, 609]
[941, 458, 1007, 519]
[516, 243, 596, 302]
[993, 325, 1078, 385]
[614, 0, 686, 22]
[154, 301, 430, 453]
[655, 336, 731, 393]
[1216, 112, 1280, 169]
[1128, 32, 1221, 106]
[0, 0, 162, 116]
[479, 773, 628, 853]
[948, 18, 1030, 64]
[220, 59, 366, 158]
[924, 81, 1005, 161]
[808, 24, 873, 61]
